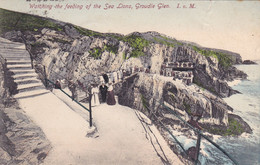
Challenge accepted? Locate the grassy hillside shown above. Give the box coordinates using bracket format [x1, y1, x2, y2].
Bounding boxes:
[0, 8, 150, 58]
[0, 8, 63, 34]
[0, 8, 236, 65]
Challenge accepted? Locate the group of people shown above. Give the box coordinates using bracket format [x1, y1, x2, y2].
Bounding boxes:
[91, 82, 116, 106]
[54, 79, 78, 100]
[98, 66, 151, 84]
[54, 78, 116, 107]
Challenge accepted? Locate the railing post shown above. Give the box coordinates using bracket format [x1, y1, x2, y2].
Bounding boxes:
[195, 133, 202, 165]
[43, 66, 48, 88]
[89, 93, 92, 127]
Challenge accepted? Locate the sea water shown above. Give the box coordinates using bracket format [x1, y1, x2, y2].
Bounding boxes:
[205, 61, 260, 165]
[169, 61, 260, 165]
[220, 60, 260, 165]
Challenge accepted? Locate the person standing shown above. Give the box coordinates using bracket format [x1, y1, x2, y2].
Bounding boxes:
[99, 75, 104, 84]
[55, 79, 61, 89]
[117, 70, 122, 82]
[113, 71, 118, 83]
[68, 80, 76, 101]
[106, 83, 116, 105]
[109, 73, 114, 83]
[99, 83, 108, 103]
[122, 69, 127, 79]
[91, 84, 100, 106]
[102, 74, 109, 84]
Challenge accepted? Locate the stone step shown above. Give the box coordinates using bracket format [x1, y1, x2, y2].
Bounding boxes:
[0, 52, 30, 58]
[8, 65, 32, 70]
[0, 49, 27, 52]
[9, 69, 35, 75]
[18, 85, 46, 93]
[8, 63, 32, 67]
[15, 78, 41, 85]
[14, 77, 39, 83]
[13, 73, 38, 79]
[18, 82, 43, 89]
[0, 51, 28, 55]
[0, 49, 28, 52]
[0, 40, 24, 46]
[14, 89, 49, 99]
[14, 75, 38, 80]
[4, 57, 31, 60]
[6, 59, 31, 63]
[2, 55, 30, 58]
[0, 47, 26, 50]
[7, 61, 32, 65]
[0, 44, 25, 47]
[17, 82, 44, 92]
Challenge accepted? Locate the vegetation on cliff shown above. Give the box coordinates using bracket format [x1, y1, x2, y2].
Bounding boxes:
[0, 8, 63, 34]
[192, 46, 233, 68]
[0, 8, 150, 59]
[202, 115, 252, 136]
[123, 34, 150, 57]
[89, 44, 119, 59]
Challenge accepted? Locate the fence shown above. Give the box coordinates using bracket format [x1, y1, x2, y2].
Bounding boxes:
[143, 97, 239, 165]
[45, 78, 93, 127]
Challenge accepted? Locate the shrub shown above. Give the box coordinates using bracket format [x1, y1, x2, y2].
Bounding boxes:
[192, 46, 232, 69]
[122, 34, 150, 58]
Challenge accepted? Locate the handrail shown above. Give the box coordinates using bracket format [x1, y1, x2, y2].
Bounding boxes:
[46, 79, 90, 112]
[161, 103, 238, 165]
[42, 70, 237, 164]
[157, 117, 188, 156]
[46, 78, 93, 127]
[145, 96, 238, 165]
[142, 102, 188, 157]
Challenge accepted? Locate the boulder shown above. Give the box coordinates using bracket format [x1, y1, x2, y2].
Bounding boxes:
[242, 60, 257, 65]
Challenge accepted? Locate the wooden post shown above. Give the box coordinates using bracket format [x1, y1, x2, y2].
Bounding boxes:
[195, 133, 202, 165]
[89, 93, 92, 127]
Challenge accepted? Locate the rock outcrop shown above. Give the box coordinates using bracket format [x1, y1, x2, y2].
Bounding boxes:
[117, 73, 252, 133]
[242, 60, 257, 65]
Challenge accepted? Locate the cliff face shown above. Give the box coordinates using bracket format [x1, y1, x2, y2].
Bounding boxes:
[0, 9, 250, 134]
[118, 73, 231, 126]
[117, 73, 252, 135]
[3, 28, 246, 97]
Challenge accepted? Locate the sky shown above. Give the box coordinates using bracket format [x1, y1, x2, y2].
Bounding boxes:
[0, 0, 260, 60]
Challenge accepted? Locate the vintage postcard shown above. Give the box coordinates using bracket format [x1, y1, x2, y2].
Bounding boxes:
[0, 0, 259, 164]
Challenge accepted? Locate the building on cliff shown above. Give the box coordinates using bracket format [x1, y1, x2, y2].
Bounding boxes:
[160, 62, 194, 85]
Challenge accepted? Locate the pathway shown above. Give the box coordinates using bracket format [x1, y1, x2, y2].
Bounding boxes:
[0, 37, 183, 165]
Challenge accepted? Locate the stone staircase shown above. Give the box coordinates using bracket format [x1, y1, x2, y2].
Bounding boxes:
[0, 37, 48, 99]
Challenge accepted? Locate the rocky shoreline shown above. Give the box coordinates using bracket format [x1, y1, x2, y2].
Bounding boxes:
[242, 60, 257, 65]
[117, 73, 252, 135]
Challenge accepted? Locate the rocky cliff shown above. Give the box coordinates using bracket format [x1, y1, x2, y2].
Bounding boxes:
[117, 73, 251, 133]
[0, 9, 247, 97]
[0, 9, 251, 136]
